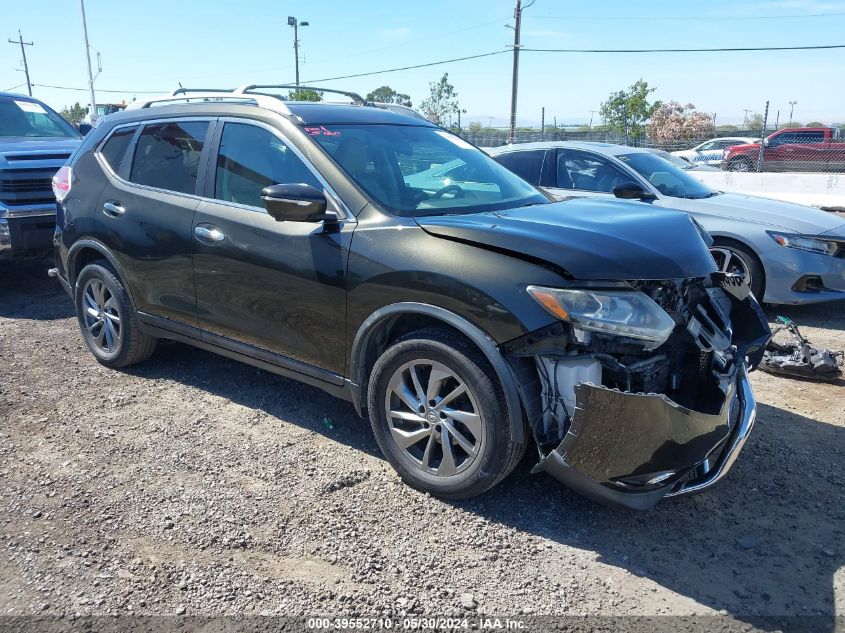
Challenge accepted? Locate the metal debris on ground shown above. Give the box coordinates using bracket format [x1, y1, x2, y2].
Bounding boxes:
[759, 316, 843, 381]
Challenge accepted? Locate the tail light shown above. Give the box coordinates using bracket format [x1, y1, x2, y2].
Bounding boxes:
[52, 165, 73, 203]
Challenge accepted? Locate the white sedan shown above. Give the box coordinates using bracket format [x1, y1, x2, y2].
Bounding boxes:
[671, 137, 757, 166]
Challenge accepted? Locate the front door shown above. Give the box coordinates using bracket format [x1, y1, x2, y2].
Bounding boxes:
[547, 148, 632, 200]
[192, 120, 353, 377]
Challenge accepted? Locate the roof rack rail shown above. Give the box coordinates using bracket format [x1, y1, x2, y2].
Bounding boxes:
[170, 87, 236, 96]
[124, 89, 293, 116]
[235, 84, 369, 105]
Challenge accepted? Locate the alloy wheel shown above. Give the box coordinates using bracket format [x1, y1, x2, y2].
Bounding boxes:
[82, 278, 121, 353]
[710, 247, 752, 288]
[383, 359, 483, 478]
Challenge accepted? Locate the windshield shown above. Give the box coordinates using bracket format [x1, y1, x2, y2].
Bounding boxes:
[648, 149, 695, 170]
[0, 98, 80, 139]
[618, 152, 717, 199]
[308, 124, 547, 216]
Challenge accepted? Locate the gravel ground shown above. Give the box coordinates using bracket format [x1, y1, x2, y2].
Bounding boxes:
[1, 262, 843, 628]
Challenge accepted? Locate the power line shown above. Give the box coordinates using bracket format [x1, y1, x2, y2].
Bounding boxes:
[527, 11, 845, 21]
[27, 41, 845, 96]
[3, 83, 27, 92]
[301, 50, 509, 84]
[33, 83, 161, 94]
[522, 44, 845, 53]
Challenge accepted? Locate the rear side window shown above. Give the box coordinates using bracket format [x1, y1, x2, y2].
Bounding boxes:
[494, 150, 545, 185]
[99, 126, 136, 173]
[129, 121, 209, 194]
[214, 122, 321, 208]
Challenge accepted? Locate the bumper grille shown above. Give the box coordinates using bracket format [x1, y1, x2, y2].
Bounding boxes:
[0, 169, 59, 207]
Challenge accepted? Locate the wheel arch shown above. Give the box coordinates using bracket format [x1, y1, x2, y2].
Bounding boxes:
[67, 239, 136, 304]
[349, 302, 526, 444]
[709, 234, 768, 298]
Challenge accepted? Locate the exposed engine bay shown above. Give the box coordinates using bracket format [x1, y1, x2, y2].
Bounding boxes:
[504, 273, 771, 509]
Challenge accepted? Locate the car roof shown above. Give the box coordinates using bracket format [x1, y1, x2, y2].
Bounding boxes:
[285, 102, 435, 126]
[0, 91, 40, 101]
[488, 140, 651, 156]
[107, 99, 434, 128]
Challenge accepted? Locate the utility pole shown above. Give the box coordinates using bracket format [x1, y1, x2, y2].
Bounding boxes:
[757, 101, 769, 173]
[8, 30, 33, 96]
[540, 106, 544, 140]
[589, 110, 598, 129]
[80, 0, 98, 125]
[742, 109, 751, 128]
[288, 16, 309, 87]
[788, 101, 797, 125]
[507, 0, 523, 144]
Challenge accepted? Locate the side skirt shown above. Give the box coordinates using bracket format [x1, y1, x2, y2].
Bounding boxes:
[137, 313, 355, 402]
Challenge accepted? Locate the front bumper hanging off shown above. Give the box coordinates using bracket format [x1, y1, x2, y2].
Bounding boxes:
[533, 363, 756, 510]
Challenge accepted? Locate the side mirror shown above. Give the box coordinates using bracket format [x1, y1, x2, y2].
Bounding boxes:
[260, 183, 335, 223]
[613, 182, 657, 201]
[77, 123, 93, 136]
[762, 138, 769, 147]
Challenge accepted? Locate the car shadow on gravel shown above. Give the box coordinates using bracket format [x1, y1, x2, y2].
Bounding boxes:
[765, 300, 845, 331]
[122, 340, 382, 456]
[0, 261, 75, 321]
[465, 401, 843, 629]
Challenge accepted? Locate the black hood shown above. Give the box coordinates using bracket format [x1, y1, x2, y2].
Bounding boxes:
[415, 198, 717, 280]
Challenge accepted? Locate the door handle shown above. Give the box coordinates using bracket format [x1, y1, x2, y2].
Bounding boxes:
[102, 201, 125, 217]
[194, 224, 225, 243]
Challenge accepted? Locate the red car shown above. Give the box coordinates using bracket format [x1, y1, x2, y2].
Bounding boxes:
[722, 126, 845, 172]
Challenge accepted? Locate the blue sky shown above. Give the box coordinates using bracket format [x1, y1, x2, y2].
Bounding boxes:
[3, 0, 844, 126]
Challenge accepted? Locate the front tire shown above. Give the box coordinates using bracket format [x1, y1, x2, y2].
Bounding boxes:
[710, 240, 765, 299]
[367, 328, 525, 499]
[75, 260, 157, 368]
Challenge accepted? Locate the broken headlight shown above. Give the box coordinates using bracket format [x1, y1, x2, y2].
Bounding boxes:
[526, 285, 676, 350]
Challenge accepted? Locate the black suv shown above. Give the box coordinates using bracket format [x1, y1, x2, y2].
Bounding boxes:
[52, 86, 770, 509]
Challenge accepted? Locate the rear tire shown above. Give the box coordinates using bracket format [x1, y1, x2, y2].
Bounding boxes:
[75, 260, 157, 368]
[367, 327, 525, 499]
[728, 157, 753, 172]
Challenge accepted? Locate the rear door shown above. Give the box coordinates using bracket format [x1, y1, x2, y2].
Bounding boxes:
[95, 117, 212, 328]
[492, 149, 551, 188]
[191, 119, 353, 378]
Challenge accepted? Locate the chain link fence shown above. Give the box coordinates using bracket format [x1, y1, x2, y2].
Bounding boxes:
[460, 126, 845, 174]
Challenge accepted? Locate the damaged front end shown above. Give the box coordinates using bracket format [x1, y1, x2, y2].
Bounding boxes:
[505, 273, 771, 510]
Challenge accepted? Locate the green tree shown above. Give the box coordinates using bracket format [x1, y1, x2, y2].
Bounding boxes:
[420, 73, 460, 126]
[467, 121, 484, 134]
[365, 85, 412, 107]
[746, 113, 765, 132]
[716, 124, 739, 133]
[805, 121, 825, 127]
[287, 89, 322, 102]
[599, 79, 660, 139]
[60, 102, 87, 125]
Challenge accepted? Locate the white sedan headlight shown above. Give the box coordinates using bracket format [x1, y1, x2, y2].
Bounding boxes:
[767, 232, 839, 257]
[526, 285, 676, 350]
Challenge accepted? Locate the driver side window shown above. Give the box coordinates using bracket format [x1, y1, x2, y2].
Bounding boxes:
[214, 122, 322, 208]
[557, 150, 629, 193]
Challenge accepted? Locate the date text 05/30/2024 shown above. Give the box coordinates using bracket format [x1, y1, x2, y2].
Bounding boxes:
[306, 617, 526, 630]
